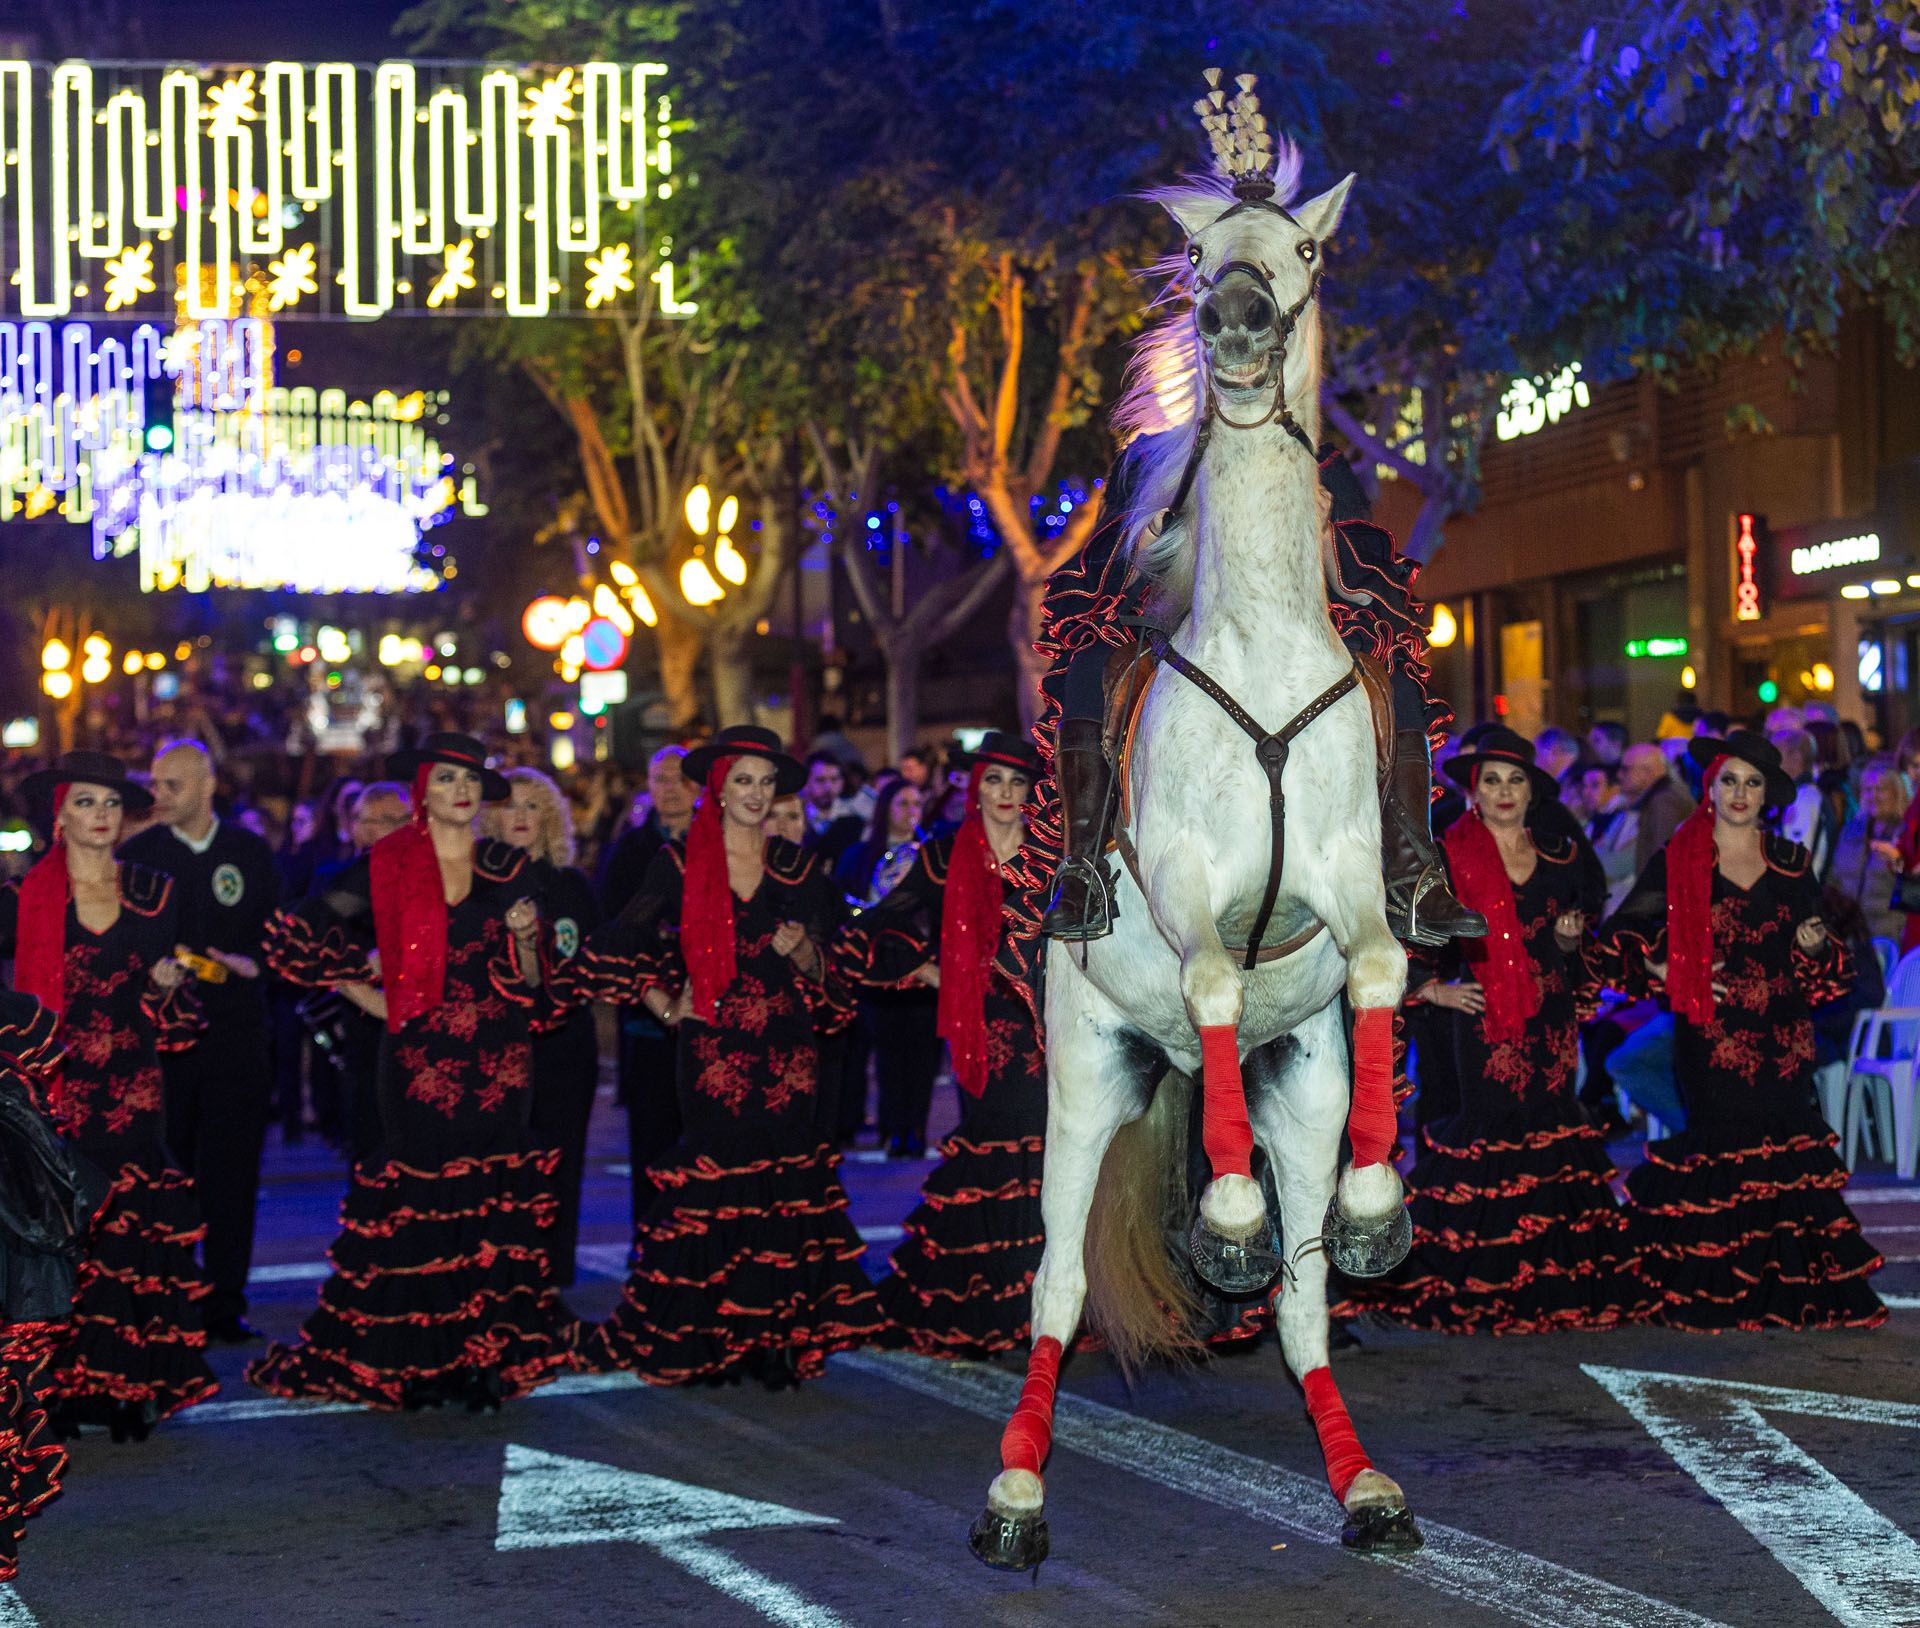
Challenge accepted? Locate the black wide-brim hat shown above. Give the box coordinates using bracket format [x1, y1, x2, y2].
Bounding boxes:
[1689, 732, 1797, 811]
[1443, 725, 1561, 803]
[20, 750, 154, 818]
[681, 725, 806, 795]
[950, 730, 1044, 779]
[386, 733, 511, 802]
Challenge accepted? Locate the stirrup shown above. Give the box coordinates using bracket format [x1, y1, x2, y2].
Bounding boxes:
[1387, 867, 1482, 949]
[1042, 857, 1115, 942]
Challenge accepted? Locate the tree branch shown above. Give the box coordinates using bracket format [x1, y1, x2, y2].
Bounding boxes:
[1320, 389, 1438, 494]
[1024, 264, 1096, 493]
[919, 550, 1012, 645]
[989, 264, 1024, 469]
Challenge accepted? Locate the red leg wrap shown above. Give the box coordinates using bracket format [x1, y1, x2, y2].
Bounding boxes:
[1198, 1024, 1254, 1180]
[1302, 1365, 1373, 1503]
[1346, 1006, 1398, 1169]
[999, 1335, 1064, 1475]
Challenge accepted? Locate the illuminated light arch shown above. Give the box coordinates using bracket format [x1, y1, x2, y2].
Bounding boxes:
[0, 60, 685, 320]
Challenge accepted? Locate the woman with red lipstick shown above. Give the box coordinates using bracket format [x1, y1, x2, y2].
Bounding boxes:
[1591, 731, 1885, 1330]
[0, 751, 217, 1437]
[839, 733, 1050, 1356]
[484, 768, 600, 1287]
[1387, 728, 1648, 1334]
[563, 725, 886, 1385]
[250, 734, 579, 1408]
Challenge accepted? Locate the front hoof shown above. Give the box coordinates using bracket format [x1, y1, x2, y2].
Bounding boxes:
[1188, 1213, 1284, 1296]
[1341, 1502, 1423, 1551]
[1321, 1197, 1411, 1279]
[970, 1506, 1051, 1571]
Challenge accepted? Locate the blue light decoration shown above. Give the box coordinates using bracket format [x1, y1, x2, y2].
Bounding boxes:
[1859, 638, 1884, 695]
[580, 616, 628, 671]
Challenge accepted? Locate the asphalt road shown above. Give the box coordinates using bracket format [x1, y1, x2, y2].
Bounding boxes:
[12, 1079, 1920, 1628]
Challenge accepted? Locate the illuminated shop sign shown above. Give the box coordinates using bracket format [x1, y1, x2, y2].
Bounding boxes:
[1734, 512, 1765, 622]
[1792, 532, 1881, 575]
[1495, 364, 1590, 442]
[1624, 637, 1688, 659]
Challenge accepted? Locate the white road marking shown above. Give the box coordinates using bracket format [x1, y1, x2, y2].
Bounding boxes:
[1882, 1293, 1920, 1310]
[247, 1261, 332, 1284]
[0, 1585, 37, 1625]
[495, 1444, 844, 1628]
[1584, 1364, 1920, 1628]
[1838, 1188, 1920, 1205]
[845, 1352, 1730, 1628]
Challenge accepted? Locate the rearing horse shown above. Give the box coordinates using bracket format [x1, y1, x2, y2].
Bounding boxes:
[972, 87, 1420, 1569]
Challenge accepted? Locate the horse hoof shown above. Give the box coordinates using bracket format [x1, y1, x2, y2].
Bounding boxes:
[1188, 1214, 1284, 1296]
[970, 1506, 1051, 1571]
[1341, 1502, 1423, 1552]
[1321, 1198, 1411, 1278]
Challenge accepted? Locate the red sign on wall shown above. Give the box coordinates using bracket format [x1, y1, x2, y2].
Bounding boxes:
[1734, 512, 1766, 622]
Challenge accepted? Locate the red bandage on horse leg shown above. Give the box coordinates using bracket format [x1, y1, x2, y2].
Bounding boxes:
[1198, 1024, 1254, 1180]
[1346, 1006, 1397, 1169]
[1302, 1365, 1373, 1502]
[999, 1335, 1064, 1475]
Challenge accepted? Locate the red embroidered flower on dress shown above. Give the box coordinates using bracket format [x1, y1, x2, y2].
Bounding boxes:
[396, 1045, 464, 1116]
[1709, 1028, 1765, 1082]
[763, 1044, 815, 1115]
[726, 974, 776, 1037]
[690, 1032, 754, 1114]
[476, 1043, 530, 1114]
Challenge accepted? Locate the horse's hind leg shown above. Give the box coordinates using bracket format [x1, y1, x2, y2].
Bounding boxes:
[1251, 1003, 1421, 1551]
[1139, 849, 1273, 1293]
[972, 972, 1147, 1571]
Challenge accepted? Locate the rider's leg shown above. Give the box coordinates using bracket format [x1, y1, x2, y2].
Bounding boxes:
[1041, 643, 1119, 941]
[1381, 665, 1486, 948]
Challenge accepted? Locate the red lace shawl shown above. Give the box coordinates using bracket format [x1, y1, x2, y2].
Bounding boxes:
[1664, 755, 1727, 1026]
[681, 757, 741, 1023]
[15, 784, 72, 1020]
[937, 765, 1002, 1098]
[1441, 807, 1539, 1044]
[369, 767, 448, 1033]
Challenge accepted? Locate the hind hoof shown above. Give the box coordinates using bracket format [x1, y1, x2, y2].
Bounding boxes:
[1341, 1502, 1423, 1551]
[1321, 1198, 1411, 1278]
[1188, 1213, 1283, 1296]
[970, 1506, 1050, 1571]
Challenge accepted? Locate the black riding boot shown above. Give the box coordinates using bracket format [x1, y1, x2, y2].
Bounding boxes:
[1041, 718, 1118, 941]
[1384, 727, 1487, 948]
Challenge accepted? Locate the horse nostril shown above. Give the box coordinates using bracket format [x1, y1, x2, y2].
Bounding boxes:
[1246, 293, 1274, 332]
[1198, 301, 1224, 337]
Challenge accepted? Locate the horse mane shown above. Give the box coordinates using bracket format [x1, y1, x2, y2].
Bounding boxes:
[1112, 145, 1307, 597]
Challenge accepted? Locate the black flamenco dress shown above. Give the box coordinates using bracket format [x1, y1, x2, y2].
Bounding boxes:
[0, 867, 218, 1428]
[250, 840, 579, 1407]
[0, 996, 104, 1579]
[838, 835, 1046, 1357]
[1390, 823, 1650, 1334]
[526, 864, 601, 1287]
[1590, 836, 1886, 1331]
[561, 838, 888, 1384]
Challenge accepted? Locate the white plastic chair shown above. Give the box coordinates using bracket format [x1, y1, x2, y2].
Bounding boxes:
[1872, 936, 1899, 981]
[1840, 947, 1920, 1174]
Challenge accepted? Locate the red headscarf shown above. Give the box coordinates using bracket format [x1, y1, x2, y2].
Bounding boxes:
[369, 766, 448, 1032]
[938, 764, 1004, 1097]
[681, 756, 741, 1022]
[1440, 807, 1540, 1044]
[1664, 754, 1727, 1026]
[15, 784, 72, 1020]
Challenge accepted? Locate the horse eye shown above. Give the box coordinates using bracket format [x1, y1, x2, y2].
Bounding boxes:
[1187, 243, 1202, 267]
[1297, 241, 1316, 263]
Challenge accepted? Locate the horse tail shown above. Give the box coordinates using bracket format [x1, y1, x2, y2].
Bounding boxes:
[1083, 1068, 1203, 1377]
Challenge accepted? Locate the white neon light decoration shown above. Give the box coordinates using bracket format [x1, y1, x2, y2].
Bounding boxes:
[0, 60, 683, 319]
[1495, 364, 1591, 442]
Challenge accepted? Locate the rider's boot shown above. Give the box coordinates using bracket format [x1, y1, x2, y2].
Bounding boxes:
[1041, 718, 1118, 941]
[1383, 727, 1486, 949]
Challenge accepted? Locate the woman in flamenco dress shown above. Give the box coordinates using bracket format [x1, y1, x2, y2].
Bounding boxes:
[0, 752, 217, 1439]
[250, 733, 580, 1409]
[485, 768, 601, 1287]
[563, 725, 887, 1386]
[0, 991, 105, 1579]
[1589, 731, 1886, 1331]
[838, 733, 1047, 1357]
[1388, 728, 1650, 1333]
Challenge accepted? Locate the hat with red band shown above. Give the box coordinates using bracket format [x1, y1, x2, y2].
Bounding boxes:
[384, 732, 511, 803]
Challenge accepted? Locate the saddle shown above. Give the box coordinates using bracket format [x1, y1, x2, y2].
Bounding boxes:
[1096, 636, 1394, 966]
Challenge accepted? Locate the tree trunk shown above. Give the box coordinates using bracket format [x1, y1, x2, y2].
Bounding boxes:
[708, 622, 757, 729]
[1402, 492, 1452, 567]
[882, 637, 920, 765]
[1008, 570, 1049, 734]
[654, 614, 705, 733]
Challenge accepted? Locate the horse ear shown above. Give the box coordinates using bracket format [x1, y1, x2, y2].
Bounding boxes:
[1162, 192, 1219, 241]
[1295, 173, 1355, 242]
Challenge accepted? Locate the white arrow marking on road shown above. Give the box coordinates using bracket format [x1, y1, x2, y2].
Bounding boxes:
[847, 1351, 1731, 1628]
[0, 1585, 37, 1626]
[494, 1443, 845, 1628]
[1585, 1364, 1920, 1628]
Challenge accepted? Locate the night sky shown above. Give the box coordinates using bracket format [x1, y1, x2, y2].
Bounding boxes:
[0, 1, 420, 60]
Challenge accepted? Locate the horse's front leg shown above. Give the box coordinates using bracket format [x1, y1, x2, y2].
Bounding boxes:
[1139, 846, 1274, 1294]
[1303, 842, 1412, 1275]
[1250, 1005, 1421, 1551]
[972, 967, 1146, 1572]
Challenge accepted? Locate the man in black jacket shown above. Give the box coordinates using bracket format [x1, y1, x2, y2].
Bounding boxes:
[121, 741, 281, 1343]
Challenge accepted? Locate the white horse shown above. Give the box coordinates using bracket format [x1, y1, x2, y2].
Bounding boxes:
[972, 109, 1419, 1570]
